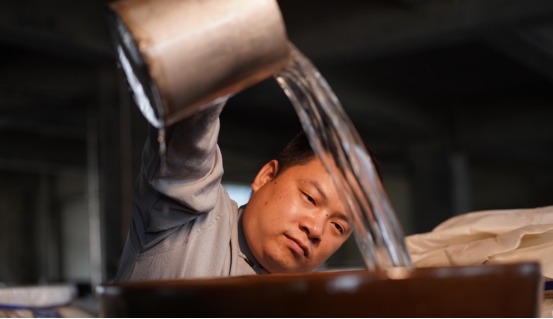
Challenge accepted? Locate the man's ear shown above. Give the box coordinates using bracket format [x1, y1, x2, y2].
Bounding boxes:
[251, 160, 279, 192]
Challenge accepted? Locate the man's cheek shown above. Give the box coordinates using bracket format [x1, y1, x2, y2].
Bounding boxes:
[264, 243, 284, 268]
[270, 237, 291, 260]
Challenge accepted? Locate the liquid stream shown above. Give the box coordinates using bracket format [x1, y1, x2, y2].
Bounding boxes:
[119, 35, 412, 272]
[275, 44, 412, 271]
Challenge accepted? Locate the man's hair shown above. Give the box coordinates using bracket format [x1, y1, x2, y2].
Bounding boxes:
[275, 131, 383, 180]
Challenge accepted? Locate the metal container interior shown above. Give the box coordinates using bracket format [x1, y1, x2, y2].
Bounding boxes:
[107, 0, 291, 127]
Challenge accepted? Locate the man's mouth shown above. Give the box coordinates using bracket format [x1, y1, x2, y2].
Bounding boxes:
[285, 235, 309, 258]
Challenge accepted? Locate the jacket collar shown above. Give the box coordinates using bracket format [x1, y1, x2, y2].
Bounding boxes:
[237, 205, 268, 274]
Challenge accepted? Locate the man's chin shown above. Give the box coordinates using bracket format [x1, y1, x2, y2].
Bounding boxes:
[262, 257, 312, 274]
[261, 245, 314, 273]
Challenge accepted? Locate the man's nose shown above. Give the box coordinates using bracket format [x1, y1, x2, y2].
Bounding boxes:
[299, 214, 325, 243]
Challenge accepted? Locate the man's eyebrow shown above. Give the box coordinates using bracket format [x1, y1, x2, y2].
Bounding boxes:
[335, 211, 350, 225]
[306, 179, 328, 203]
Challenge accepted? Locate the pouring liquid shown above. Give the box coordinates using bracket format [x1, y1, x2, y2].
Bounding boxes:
[275, 44, 412, 271]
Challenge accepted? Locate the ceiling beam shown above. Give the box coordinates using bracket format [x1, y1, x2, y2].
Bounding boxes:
[0, 0, 113, 63]
[289, 0, 553, 63]
[482, 24, 553, 83]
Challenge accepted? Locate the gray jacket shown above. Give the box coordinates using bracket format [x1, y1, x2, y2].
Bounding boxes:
[114, 102, 265, 281]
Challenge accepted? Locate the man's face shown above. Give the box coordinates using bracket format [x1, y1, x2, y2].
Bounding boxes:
[243, 158, 352, 273]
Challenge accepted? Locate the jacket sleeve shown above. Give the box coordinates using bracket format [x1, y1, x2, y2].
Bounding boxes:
[132, 99, 226, 234]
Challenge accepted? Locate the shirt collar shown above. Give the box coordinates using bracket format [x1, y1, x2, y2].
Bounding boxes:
[238, 205, 268, 274]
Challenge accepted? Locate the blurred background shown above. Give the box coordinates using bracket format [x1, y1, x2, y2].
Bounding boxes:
[1, 0, 553, 296]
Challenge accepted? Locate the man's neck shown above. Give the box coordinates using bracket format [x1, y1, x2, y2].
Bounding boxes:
[238, 206, 267, 273]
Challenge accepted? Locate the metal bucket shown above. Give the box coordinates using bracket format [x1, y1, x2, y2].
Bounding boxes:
[107, 0, 290, 127]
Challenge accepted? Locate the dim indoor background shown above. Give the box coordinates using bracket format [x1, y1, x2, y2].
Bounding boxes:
[1, 0, 552, 295]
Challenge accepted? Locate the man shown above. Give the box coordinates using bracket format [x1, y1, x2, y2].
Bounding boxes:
[115, 99, 378, 281]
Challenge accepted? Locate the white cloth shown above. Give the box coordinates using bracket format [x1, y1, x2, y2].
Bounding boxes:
[406, 205, 553, 278]
[543, 298, 553, 318]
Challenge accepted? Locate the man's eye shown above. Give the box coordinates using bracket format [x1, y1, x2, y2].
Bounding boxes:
[333, 222, 344, 234]
[302, 192, 315, 205]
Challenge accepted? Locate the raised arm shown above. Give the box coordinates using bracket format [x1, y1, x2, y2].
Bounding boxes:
[133, 99, 226, 233]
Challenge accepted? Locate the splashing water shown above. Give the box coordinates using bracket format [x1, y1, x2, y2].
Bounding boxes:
[275, 44, 412, 271]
